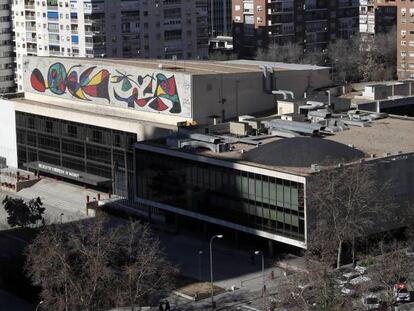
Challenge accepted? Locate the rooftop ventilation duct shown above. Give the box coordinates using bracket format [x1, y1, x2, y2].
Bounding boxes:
[272, 90, 295, 100]
[266, 119, 323, 135]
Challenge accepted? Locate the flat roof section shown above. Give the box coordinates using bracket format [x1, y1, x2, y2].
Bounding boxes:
[39, 56, 266, 75]
[224, 59, 330, 71]
[36, 57, 329, 76]
[136, 116, 414, 176]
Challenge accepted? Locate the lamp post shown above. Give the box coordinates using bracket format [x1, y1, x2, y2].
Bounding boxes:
[35, 301, 44, 311]
[60, 213, 64, 224]
[198, 250, 203, 281]
[255, 250, 266, 311]
[210, 234, 223, 309]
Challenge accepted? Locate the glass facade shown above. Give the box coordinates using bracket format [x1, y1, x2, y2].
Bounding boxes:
[136, 149, 305, 241]
[16, 112, 136, 197]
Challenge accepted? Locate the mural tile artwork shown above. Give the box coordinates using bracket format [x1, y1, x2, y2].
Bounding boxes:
[30, 62, 182, 115]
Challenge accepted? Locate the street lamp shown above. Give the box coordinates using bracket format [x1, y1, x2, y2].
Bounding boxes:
[60, 213, 64, 224]
[255, 250, 266, 311]
[210, 234, 223, 309]
[198, 250, 203, 281]
[35, 301, 44, 311]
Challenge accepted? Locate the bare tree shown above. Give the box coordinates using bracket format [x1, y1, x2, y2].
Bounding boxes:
[307, 163, 389, 269]
[25, 216, 175, 311]
[369, 241, 413, 308]
[274, 258, 348, 311]
[256, 42, 304, 64]
[116, 221, 176, 310]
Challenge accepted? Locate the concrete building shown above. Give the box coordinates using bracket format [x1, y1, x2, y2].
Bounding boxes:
[0, 56, 331, 199]
[12, 0, 209, 92]
[232, 0, 359, 58]
[0, 0, 14, 94]
[359, 0, 396, 36]
[134, 100, 414, 251]
[209, 0, 232, 37]
[345, 80, 414, 116]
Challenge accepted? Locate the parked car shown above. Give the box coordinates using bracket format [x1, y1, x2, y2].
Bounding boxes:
[355, 265, 369, 275]
[394, 283, 411, 303]
[361, 293, 380, 310]
[349, 275, 371, 286]
[335, 271, 360, 286]
[405, 247, 414, 257]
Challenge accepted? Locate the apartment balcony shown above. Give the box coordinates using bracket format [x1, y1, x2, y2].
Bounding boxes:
[47, 5, 58, 10]
[26, 36, 37, 43]
[25, 16, 36, 21]
[25, 5, 35, 10]
[27, 47, 37, 53]
[49, 50, 61, 56]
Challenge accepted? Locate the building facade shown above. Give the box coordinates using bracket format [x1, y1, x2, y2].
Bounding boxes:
[0, 0, 14, 94]
[134, 113, 414, 251]
[232, 0, 359, 57]
[0, 56, 330, 198]
[12, 0, 209, 91]
[209, 0, 232, 37]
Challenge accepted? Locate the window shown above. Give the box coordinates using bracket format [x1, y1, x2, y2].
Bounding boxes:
[92, 129, 102, 143]
[45, 120, 53, 133]
[68, 124, 77, 138]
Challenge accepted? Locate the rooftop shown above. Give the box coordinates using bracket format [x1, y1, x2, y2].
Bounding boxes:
[224, 59, 330, 71]
[138, 116, 414, 176]
[39, 57, 328, 75]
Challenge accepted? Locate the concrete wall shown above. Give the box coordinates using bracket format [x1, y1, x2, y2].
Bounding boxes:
[14, 99, 172, 142]
[23, 56, 193, 118]
[192, 72, 275, 124]
[0, 99, 17, 167]
[275, 69, 332, 99]
[191, 67, 331, 124]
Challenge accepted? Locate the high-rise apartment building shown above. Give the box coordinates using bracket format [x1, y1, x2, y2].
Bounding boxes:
[359, 0, 396, 36]
[0, 0, 14, 94]
[12, 0, 209, 91]
[358, 0, 411, 79]
[209, 0, 232, 36]
[397, 0, 414, 79]
[232, 0, 359, 57]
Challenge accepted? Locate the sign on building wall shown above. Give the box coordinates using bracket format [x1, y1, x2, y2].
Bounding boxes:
[23, 57, 192, 118]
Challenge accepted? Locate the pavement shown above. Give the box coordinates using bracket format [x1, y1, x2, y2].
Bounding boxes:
[0, 177, 106, 229]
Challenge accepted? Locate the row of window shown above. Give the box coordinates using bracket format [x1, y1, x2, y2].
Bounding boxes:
[136, 150, 305, 240]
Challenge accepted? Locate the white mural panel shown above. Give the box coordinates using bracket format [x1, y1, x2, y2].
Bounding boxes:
[0, 99, 17, 168]
[23, 57, 192, 118]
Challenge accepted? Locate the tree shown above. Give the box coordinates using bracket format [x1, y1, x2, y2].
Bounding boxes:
[116, 221, 175, 310]
[369, 240, 414, 308]
[307, 163, 390, 269]
[275, 257, 349, 311]
[256, 42, 304, 64]
[25, 216, 175, 311]
[2, 196, 45, 228]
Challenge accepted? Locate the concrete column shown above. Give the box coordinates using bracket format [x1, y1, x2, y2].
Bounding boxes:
[376, 101, 381, 113]
[268, 240, 274, 257]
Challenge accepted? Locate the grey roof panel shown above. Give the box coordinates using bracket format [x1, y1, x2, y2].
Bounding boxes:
[244, 137, 364, 167]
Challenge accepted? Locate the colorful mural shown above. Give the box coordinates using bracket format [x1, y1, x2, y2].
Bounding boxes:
[30, 62, 183, 115]
[31, 63, 110, 101]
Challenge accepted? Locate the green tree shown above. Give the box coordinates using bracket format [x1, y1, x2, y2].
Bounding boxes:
[2, 196, 45, 228]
